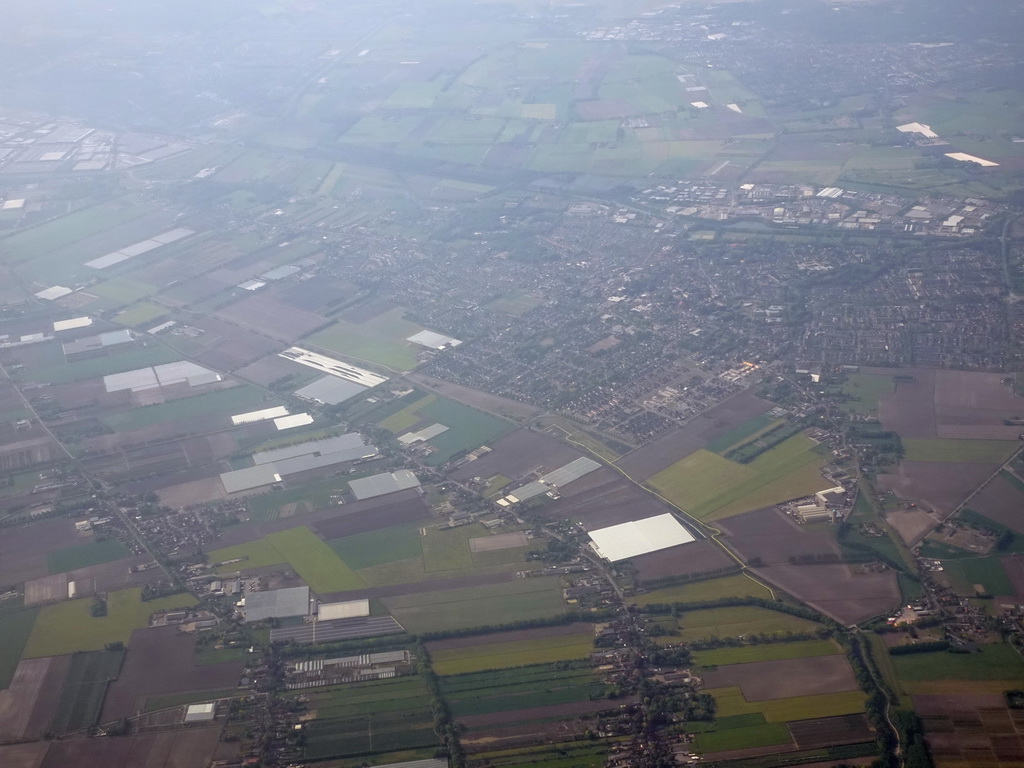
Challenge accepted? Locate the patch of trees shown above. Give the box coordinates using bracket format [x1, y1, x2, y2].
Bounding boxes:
[416, 611, 613, 642]
[414, 640, 464, 768]
[889, 641, 950, 655]
[725, 421, 803, 464]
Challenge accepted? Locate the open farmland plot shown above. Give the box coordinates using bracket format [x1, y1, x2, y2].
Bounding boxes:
[428, 624, 595, 675]
[0, 519, 94, 587]
[0, 607, 40, 688]
[47, 538, 130, 574]
[101, 385, 275, 433]
[693, 639, 840, 667]
[878, 460, 996, 516]
[706, 686, 866, 723]
[649, 434, 827, 521]
[216, 294, 328, 342]
[49, 648, 124, 734]
[754, 562, 899, 626]
[702, 655, 859, 701]
[717, 507, 839, 566]
[891, 644, 1024, 695]
[696, 722, 793, 754]
[23, 343, 180, 385]
[306, 306, 424, 371]
[631, 574, 773, 606]
[177, 315, 283, 372]
[100, 625, 244, 722]
[39, 727, 223, 768]
[0, 655, 70, 742]
[544, 468, 676, 529]
[381, 577, 565, 634]
[24, 588, 197, 658]
[616, 391, 773, 481]
[913, 693, 1024, 764]
[903, 439, 1017, 464]
[940, 556, 1015, 596]
[970, 474, 1024, 534]
[328, 522, 426, 570]
[668, 606, 822, 643]
[450, 428, 583, 483]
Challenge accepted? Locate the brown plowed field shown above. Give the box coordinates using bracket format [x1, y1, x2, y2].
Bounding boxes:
[616, 391, 773, 481]
[408, 376, 543, 423]
[543, 469, 675, 528]
[100, 625, 243, 722]
[40, 727, 221, 768]
[1002, 554, 1024, 597]
[631, 539, 733, 582]
[914, 694, 1024, 763]
[451, 428, 581, 483]
[0, 655, 71, 741]
[753, 564, 899, 626]
[216, 294, 327, 341]
[701, 655, 858, 700]
[970, 476, 1024, 534]
[788, 713, 874, 749]
[0, 519, 90, 586]
[426, 622, 594, 653]
[0, 743, 49, 768]
[717, 507, 839, 565]
[877, 461, 996, 515]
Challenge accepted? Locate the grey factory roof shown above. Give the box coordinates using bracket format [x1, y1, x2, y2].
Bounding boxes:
[540, 457, 602, 487]
[349, 470, 420, 500]
[293, 375, 369, 405]
[253, 433, 367, 465]
[243, 586, 310, 623]
[220, 464, 281, 494]
[62, 329, 134, 356]
[506, 480, 549, 502]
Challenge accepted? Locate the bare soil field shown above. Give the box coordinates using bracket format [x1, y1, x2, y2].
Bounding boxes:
[754, 564, 899, 626]
[70, 555, 164, 593]
[309, 491, 432, 541]
[877, 461, 996, 515]
[0, 743, 49, 768]
[40, 726, 222, 768]
[469, 531, 528, 552]
[788, 714, 874, 749]
[717, 507, 838, 565]
[616, 391, 773, 481]
[187, 315, 282, 372]
[544, 468, 675, 529]
[914, 694, 1023, 764]
[0, 655, 71, 741]
[884, 506, 939, 547]
[100, 625, 244, 722]
[279, 278, 353, 312]
[216, 295, 327, 342]
[969, 476, 1024, 533]
[1002, 555, 1024, 597]
[451, 428, 582, 483]
[408, 375, 543, 423]
[631, 540, 733, 582]
[426, 623, 594, 653]
[24, 573, 69, 605]
[234, 353, 309, 387]
[338, 297, 393, 323]
[702, 655, 858, 701]
[0, 519, 90, 586]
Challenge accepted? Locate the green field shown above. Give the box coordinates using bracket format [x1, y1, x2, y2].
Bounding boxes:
[441, 663, 607, 718]
[421, 523, 485, 572]
[377, 393, 513, 466]
[696, 722, 792, 753]
[650, 434, 827, 520]
[706, 686, 865, 722]
[486, 291, 542, 316]
[24, 588, 197, 658]
[211, 526, 363, 593]
[382, 577, 565, 634]
[431, 630, 594, 675]
[26, 344, 179, 385]
[472, 742, 611, 768]
[891, 644, 1024, 683]
[941, 556, 1015, 596]
[47, 538, 131, 574]
[706, 414, 779, 454]
[836, 373, 894, 416]
[666, 606, 822, 643]
[306, 306, 424, 370]
[102, 386, 274, 432]
[631, 574, 774, 606]
[902, 439, 1017, 464]
[114, 301, 170, 328]
[49, 648, 125, 734]
[0, 607, 39, 688]
[693, 639, 838, 667]
[328, 523, 426, 571]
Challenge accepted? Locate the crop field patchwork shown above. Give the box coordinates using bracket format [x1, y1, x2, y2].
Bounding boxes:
[24, 588, 197, 658]
[706, 686, 866, 722]
[940, 556, 1015, 596]
[49, 648, 124, 734]
[0, 608, 39, 689]
[692, 639, 839, 667]
[902, 439, 1017, 464]
[441, 662, 607, 720]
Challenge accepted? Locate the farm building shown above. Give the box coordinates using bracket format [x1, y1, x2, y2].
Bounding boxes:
[294, 374, 369, 405]
[231, 406, 290, 425]
[103, 360, 220, 393]
[501, 457, 602, 504]
[85, 227, 193, 270]
[62, 329, 133, 358]
[349, 470, 421, 500]
[398, 423, 449, 445]
[183, 702, 216, 724]
[588, 513, 696, 562]
[274, 413, 314, 430]
[318, 598, 370, 621]
[221, 433, 377, 494]
[407, 330, 463, 350]
[242, 586, 310, 623]
[220, 464, 281, 494]
[53, 316, 92, 332]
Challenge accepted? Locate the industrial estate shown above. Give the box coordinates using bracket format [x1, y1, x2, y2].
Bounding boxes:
[0, 1, 1023, 768]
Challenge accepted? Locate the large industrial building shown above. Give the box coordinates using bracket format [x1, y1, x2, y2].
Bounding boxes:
[588, 513, 696, 562]
[349, 469, 421, 500]
[241, 585, 310, 623]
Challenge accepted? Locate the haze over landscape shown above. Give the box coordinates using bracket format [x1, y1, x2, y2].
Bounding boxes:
[0, 1, 1023, 768]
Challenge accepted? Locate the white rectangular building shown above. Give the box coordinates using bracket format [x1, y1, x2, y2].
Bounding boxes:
[588, 513, 696, 562]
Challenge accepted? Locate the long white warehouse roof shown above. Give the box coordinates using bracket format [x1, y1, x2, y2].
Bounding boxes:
[588, 513, 695, 562]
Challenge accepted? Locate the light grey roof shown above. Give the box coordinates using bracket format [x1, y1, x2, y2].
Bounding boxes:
[507, 480, 548, 502]
[540, 457, 602, 487]
[253, 433, 365, 465]
[407, 330, 462, 350]
[243, 586, 310, 622]
[293, 375, 368, 405]
[275, 448, 373, 476]
[349, 470, 420, 500]
[220, 464, 281, 494]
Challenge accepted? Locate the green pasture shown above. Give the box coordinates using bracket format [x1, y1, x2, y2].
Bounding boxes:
[940, 557, 1014, 596]
[706, 686, 865, 722]
[649, 434, 826, 520]
[667, 606, 821, 643]
[631, 574, 773, 606]
[696, 722, 791, 753]
[328, 523, 426, 571]
[382, 576, 565, 634]
[706, 414, 779, 454]
[114, 301, 171, 328]
[837, 373, 894, 416]
[0, 607, 39, 688]
[902, 439, 1016, 464]
[24, 588, 197, 658]
[693, 639, 838, 667]
[891, 643, 1024, 682]
[102, 386, 274, 432]
[306, 307, 423, 370]
[431, 630, 594, 675]
[47, 538, 130, 574]
[442, 663, 606, 718]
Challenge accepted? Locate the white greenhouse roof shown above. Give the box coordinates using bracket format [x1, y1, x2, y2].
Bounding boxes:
[231, 406, 290, 426]
[588, 514, 695, 562]
[279, 347, 388, 388]
[275, 413, 314, 430]
[318, 599, 370, 621]
[407, 330, 462, 350]
[53, 316, 92, 332]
